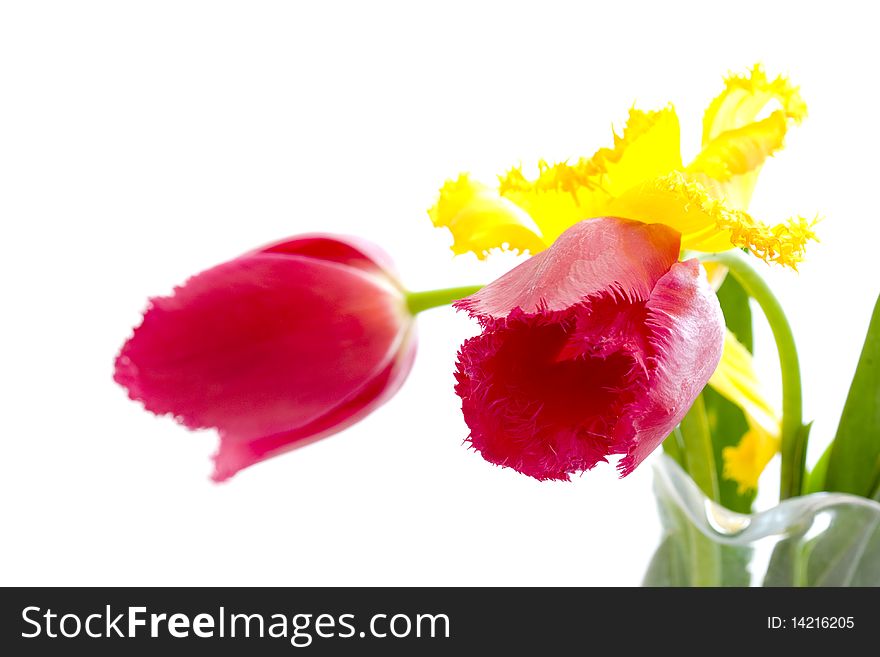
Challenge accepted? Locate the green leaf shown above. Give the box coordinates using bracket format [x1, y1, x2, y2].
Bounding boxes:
[705, 274, 757, 512]
[825, 294, 880, 497]
[791, 422, 813, 497]
[715, 271, 753, 351]
[804, 434, 832, 495]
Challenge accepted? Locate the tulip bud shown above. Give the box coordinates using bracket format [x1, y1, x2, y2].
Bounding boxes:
[114, 235, 416, 481]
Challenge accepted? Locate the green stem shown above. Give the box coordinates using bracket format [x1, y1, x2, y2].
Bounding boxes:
[687, 522, 722, 587]
[675, 395, 722, 585]
[405, 285, 484, 315]
[697, 250, 805, 500]
[679, 394, 720, 502]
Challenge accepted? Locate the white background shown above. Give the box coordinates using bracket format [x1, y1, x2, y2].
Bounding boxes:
[2, 1, 878, 586]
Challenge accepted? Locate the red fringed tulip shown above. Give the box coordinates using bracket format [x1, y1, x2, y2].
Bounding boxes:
[114, 235, 416, 481]
[454, 216, 724, 481]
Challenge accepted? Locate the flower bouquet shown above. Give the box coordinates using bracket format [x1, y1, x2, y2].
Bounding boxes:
[114, 66, 880, 586]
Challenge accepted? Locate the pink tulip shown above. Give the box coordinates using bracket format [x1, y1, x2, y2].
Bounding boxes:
[454, 216, 724, 480]
[114, 235, 416, 481]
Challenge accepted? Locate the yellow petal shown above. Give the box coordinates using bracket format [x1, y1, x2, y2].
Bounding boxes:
[722, 424, 781, 495]
[709, 328, 778, 436]
[609, 171, 818, 267]
[694, 65, 807, 209]
[701, 64, 806, 145]
[609, 172, 734, 252]
[591, 105, 683, 198]
[496, 106, 682, 242]
[715, 210, 819, 270]
[497, 174, 600, 246]
[701, 261, 728, 291]
[690, 112, 788, 182]
[710, 328, 782, 494]
[428, 173, 547, 258]
[429, 68, 814, 266]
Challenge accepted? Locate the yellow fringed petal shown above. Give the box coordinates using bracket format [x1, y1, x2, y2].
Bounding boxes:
[701, 64, 806, 145]
[608, 172, 736, 252]
[695, 65, 807, 209]
[497, 178, 602, 246]
[589, 105, 683, 198]
[495, 106, 682, 242]
[715, 211, 819, 270]
[428, 67, 816, 267]
[690, 112, 788, 182]
[722, 424, 781, 495]
[710, 328, 781, 494]
[610, 172, 817, 267]
[428, 174, 547, 258]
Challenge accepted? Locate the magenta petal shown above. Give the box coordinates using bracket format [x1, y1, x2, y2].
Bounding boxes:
[453, 217, 723, 481]
[455, 304, 647, 481]
[212, 333, 416, 481]
[255, 234, 400, 281]
[614, 258, 724, 475]
[455, 217, 681, 319]
[115, 235, 414, 480]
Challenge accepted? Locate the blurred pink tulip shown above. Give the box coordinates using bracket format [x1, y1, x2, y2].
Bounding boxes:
[115, 235, 416, 481]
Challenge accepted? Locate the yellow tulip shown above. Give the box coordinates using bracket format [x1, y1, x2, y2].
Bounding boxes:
[429, 65, 817, 268]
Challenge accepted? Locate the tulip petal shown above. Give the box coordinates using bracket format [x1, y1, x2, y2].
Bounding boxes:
[429, 108, 682, 258]
[695, 65, 807, 209]
[498, 106, 682, 243]
[454, 258, 723, 481]
[615, 258, 725, 475]
[688, 111, 788, 210]
[722, 424, 780, 495]
[212, 330, 416, 481]
[610, 171, 818, 268]
[256, 234, 402, 282]
[708, 328, 781, 493]
[701, 64, 807, 146]
[456, 216, 681, 318]
[693, 111, 788, 181]
[589, 106, 683, 198]
[454, 218, 723, 481]
[428, 174, 547, 258]
[709, 328, 779, 437]
[429, 67, 815, 268]
[455, 303, 650, 481]
[115, 250, 412, 479]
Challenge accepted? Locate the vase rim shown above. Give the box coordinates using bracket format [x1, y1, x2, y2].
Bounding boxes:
[653, 453, 880, 545]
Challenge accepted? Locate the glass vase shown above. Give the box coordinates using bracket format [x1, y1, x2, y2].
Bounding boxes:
[643, 455, 880, 586]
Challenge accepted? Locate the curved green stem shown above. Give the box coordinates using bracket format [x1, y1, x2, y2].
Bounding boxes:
[405, 285, 484, 316]
[697, 251, 805, 500]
